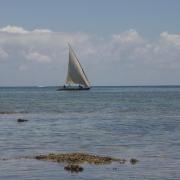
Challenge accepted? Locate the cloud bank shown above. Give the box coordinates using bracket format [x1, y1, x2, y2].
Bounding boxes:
[0, 25, 180, 85]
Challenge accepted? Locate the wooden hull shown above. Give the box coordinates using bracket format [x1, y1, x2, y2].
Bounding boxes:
[57, 86, 90, 91]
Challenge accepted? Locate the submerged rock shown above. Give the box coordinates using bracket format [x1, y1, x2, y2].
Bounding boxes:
[64, 164, 84, 173]
[35, 152, 124, 165]
[0, 111, 16, 114]
[17, 118, 28, 123]
[119, 159, 126, 164]
[130, 158, 139, 165]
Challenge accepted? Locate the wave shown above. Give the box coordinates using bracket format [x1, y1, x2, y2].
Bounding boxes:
[0, 111, 18, 114]
[0, 111, 65, 115]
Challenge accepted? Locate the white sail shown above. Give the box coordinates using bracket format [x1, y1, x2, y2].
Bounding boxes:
[66, 44, 90, 87]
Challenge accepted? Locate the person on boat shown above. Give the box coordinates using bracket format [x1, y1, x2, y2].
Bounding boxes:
[63, 85, 66, 88]
[79, 85, 83, 89]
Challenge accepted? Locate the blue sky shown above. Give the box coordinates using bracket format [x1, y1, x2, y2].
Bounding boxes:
[1, 0, 180, 36]
[0, 0, 180, 86]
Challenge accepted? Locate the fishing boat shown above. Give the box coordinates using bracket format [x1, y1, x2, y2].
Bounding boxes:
[57, 44, 91, 91]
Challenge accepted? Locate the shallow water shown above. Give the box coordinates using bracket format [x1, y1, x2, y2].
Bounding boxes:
[0, 86, 180, 179]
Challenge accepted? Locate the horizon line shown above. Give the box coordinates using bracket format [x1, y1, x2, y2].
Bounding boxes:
[0, 85, 180, 88]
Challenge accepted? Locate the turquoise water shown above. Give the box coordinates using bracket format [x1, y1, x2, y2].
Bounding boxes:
[0, 86, 180, 179]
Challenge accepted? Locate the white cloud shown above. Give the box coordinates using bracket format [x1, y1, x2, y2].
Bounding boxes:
[25, 51, 51, 63]
[0, 26, 93, 65]
[0, 25, 52, 34]
[0, 25, 180, 77]
[0, 25, 28, 34]
[160, 31, 180, 47]
[32, 29, 52, 33]
[112, 29, 144, 44]
[0, 25, 180, 68]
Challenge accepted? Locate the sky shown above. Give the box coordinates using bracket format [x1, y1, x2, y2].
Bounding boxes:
[0, 0, 180, 86]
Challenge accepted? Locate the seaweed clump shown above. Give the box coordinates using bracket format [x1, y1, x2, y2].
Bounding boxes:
[35, 152, 126, 165]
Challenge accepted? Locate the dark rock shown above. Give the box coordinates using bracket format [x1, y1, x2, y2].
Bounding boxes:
[35, 152, 123, 165]
[35, 155, 46, 160]
[130, 158, 139, 165]
[17, 118, 28, 123]
[64, 164, 84, 173]
[0, 112, 16, 114]
[119, 159, 126, 164]
[1, 158, 8, 161]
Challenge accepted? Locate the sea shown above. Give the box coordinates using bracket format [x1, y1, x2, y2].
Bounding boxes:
[0, 86, 180, 180]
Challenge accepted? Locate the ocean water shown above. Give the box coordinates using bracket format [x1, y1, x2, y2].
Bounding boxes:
[0, 86, 180, 180]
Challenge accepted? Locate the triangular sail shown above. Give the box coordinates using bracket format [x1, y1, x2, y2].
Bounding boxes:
[66, 44, 90, 87]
